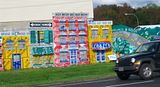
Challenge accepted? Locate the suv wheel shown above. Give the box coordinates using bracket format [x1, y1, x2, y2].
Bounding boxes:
[117, 72, 130, 80]
[139, 64, 153, 80]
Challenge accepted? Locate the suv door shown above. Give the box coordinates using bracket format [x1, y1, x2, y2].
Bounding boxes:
[155, 42, 160, 68]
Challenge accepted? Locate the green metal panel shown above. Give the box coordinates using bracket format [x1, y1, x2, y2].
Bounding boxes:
[44, 30, 53, 43]
[44, 30, 50, 43]
[49, 30, 53, 43]
[30, 31, 36, 43]
[46, 47, 53, 54]
[49, 47, 53, 54]
[32, 47, 38, 55]
[36, 47, 42, 55]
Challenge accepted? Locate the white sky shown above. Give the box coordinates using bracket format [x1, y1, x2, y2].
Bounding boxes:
[93, 0, 160, 8]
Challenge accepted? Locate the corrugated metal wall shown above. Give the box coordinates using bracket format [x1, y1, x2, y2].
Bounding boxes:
[0, 0, 93, 22]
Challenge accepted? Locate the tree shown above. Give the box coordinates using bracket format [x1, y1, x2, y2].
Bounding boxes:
[94, 3, 160, 27]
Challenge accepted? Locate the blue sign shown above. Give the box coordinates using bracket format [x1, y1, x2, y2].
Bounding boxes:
[92, 42, 111, 50]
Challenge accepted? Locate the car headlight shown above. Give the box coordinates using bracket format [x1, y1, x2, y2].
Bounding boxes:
[116, 60, 119, 63]
[131, 58, 136, 63]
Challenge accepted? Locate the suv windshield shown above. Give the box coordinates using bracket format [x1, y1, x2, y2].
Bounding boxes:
[135, 43, 156, 53]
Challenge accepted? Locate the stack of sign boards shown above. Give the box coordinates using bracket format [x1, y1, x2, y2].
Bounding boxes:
[88, 21, 113, 64]
[1, 31, 30, 70]
[53, 13, 89, 67]
[30, 22, 54, 68]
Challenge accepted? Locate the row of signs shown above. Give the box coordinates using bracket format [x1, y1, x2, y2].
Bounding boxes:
[2, 21, 111, 30]
[54, 13, 88, 17]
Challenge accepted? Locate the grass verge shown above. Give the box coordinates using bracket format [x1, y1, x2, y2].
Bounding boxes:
[0, 63, 116, 87]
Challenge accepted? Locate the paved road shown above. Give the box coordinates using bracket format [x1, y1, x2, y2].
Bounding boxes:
[36, 74, 160, 87]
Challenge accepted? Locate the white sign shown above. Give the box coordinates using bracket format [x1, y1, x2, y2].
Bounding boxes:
[108, 54, 117, 61]
[0, 31, 29, 36]
[30, 22, 52, 27]
[88, 21, 113, 25]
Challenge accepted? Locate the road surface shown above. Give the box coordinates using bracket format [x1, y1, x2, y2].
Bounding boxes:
[36, 74, 160, 87]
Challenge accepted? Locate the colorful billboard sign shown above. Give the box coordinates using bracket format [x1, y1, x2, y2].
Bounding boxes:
[53, 13, 89, 67]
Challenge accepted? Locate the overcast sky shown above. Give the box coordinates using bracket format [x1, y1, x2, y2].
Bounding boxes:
[93, 0, 160, 8]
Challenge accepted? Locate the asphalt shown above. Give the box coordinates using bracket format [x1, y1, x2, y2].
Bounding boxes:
[36, 73, 160, 87]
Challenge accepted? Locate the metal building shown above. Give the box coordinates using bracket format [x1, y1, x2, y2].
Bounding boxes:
[0, 0, 94, 31]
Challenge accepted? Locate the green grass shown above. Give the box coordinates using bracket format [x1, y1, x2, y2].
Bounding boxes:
[0, 63, 116, 87]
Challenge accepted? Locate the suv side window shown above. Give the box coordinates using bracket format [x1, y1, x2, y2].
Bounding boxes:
[157, 43, 160, 53]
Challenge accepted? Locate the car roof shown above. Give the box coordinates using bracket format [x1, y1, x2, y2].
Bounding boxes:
[144, 40, 160, 44]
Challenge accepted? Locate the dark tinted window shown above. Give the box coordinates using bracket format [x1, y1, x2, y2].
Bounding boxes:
[157, 43, 160, 53]
[135, 42, 157, 53]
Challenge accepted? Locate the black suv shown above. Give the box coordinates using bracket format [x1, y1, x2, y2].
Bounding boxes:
[114, 40, 160, 80]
